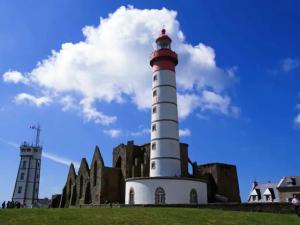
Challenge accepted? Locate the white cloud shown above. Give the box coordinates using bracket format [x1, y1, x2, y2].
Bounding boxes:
[130, 128, 150, 136]
[179, 128, 191, 137]
[103, 128, 122, 138]
[3, 70, 29, 84]
[177, 93, 200, 119]
[280, 58, 300, 72]
[178, 90, 239, 119]
[200, 90, 231, 114]
[294, 114, 300, 124]
[60, 95, 79, 112]
[3, 6, 238, 124]
[15, 93, 52, 107]
[80, 98, 116, 125]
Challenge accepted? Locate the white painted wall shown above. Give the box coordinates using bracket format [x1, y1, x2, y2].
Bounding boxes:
[125, 178, 207, 204]
[150, 68, 181, 177]
[149, 159, 181, 177]
[151, 121, 179, 140]
[152, 70, 176, 88]
[150, 139, 180, 158]
[152, 103, 178, 121]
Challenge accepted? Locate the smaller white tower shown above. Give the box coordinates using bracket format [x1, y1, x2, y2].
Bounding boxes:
[12, 125, 42, 207]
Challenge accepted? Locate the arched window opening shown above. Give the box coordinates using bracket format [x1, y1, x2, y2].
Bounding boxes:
[152, 124, 156, 132]
[151, 161, 156, 170]
[116, 157, 122, 168]
[129, 188, 134, 205]
[79, 176, 83, 199]
[155, 187, 165, 204]
[68, 180, 72, 200]
[151, 142, 156, 150]
[190, 189, 198, 204]
[93, 161, 97, 187]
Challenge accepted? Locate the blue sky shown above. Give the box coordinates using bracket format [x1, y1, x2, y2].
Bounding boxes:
[1, 0, 300, 203]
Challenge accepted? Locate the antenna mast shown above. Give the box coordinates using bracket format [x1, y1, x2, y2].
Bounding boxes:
[30, 124, 41, 147]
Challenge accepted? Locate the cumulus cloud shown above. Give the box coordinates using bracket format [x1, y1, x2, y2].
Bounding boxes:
[130, 128, 150, 136]
[2, 6, 238, 125]
[80, 98, 116, 125]
[3, 70, 29, 84]
[177, 91, 239, 119]
[15, 93, 52, 107]
[179, 128, 191, 137]
[103, 129, 122, 138]
[294, 114, 300, 125]
[280, 58, 300, 72]
[60, 95, 79, 112]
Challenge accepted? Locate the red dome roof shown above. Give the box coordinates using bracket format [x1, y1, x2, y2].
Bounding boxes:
[156, 28, 172, 43]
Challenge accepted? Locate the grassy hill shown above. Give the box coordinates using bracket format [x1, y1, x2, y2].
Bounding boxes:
[0, 208, 299, 225]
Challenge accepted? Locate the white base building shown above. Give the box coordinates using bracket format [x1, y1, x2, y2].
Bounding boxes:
[126, 177, 207, 204]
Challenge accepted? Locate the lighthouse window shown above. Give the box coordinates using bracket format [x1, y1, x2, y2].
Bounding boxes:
[151, 142, 156, 150]
[22, 161, 27, 169]
[152, 124, 156, 131]
[152, 107, 157, 114]
[129, 188, 134, 205]
[151, 161, 156, 169]
[190, 189, 198, 204]
[18, 186, 22, 194]
[155, 187, 165, 204]
[153, 90, 157, 97]
[153, 75, 157, 81]
[20, 173, 25, 180]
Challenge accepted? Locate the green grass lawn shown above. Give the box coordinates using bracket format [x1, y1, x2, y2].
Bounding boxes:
[0, 208, 299, 225]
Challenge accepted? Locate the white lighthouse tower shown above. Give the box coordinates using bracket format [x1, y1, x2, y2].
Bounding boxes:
[150, 28, 181, 177]
[125, 29, 207, 205]
[12, 125, 42, 207]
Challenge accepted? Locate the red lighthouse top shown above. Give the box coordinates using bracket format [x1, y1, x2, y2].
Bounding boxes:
[150, 29, 178, 72]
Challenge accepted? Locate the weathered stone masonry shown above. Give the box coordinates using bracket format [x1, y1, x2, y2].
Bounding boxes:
[58, 141, 241, 207]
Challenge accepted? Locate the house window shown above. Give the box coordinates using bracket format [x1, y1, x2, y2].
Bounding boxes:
[18, 186, 22, 194]
[155, 187, 165, 204]
[151, 161, 156, 170]
[151, 142, 156, 150]
[190, 189, 198, 204]
[22, 161, 27, 169]
[152, 107, 157, 114]
[265, 195, 270, 201]
[20, 173, 25, 180]
[252, 195, 257, 201]
[152, 124, 156, 132]
[153, 90, 157, 97]
[129, 188, 134, 205]
[153, 75, 157, 81]
[287, 178, 296, 186]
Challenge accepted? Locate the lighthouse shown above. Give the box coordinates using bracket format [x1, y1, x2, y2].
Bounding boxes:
[12, 125, 42, 207]
[150, 28, 181, 177]
[125, 29, 207, 205]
